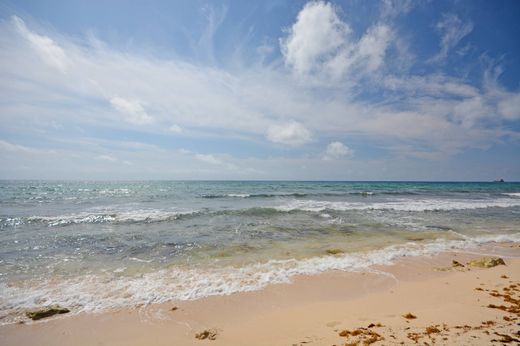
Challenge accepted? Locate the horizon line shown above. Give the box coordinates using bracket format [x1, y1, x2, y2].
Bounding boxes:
[0, 179, 518, 183]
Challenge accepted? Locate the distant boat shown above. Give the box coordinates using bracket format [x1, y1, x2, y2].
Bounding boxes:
[493, 178, 505, 183]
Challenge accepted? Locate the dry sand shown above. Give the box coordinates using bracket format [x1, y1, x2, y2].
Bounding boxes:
[1, 244, 519, 345]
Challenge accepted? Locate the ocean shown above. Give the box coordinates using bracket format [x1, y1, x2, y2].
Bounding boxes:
[1, 180, 519, 322]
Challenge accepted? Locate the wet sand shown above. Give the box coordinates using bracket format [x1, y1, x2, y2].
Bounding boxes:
[1, 243, 519, 345]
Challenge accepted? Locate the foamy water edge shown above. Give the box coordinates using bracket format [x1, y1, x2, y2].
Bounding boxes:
[1, 232, 519, 325]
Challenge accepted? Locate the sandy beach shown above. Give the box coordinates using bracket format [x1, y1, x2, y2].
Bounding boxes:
[1, 243, 519, 346]
[2, 0, 520, 343]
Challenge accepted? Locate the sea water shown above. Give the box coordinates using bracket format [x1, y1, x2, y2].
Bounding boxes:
[1, 181, 519, 322]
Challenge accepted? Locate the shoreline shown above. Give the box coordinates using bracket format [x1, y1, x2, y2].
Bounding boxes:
[2, 233, 518, 323]
[1, 242, 519, 345]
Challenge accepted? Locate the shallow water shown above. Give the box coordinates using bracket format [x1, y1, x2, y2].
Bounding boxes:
[1, 180, 519, 321]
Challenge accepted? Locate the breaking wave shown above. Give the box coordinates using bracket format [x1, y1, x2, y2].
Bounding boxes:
[1, 232, 518, 324]
[3, 195, 520, 229]
[200, 191, 419, 199]
[19, 209, 197, 227]
[274, 198, 520, 212]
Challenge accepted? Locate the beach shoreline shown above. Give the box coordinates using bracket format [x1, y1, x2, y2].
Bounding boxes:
[1, 242, 519, 345]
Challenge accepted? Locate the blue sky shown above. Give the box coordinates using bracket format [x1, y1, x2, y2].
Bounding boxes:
[0, 0, 519, 180]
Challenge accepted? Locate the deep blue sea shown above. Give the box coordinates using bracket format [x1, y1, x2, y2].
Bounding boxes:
[1, 180, 519, 322]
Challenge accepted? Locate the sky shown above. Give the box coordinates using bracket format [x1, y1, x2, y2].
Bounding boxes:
[0, 0, 519, 181]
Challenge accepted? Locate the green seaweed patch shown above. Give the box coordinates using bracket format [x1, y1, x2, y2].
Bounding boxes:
[451, 260, 464, 268]
[466, 257, 505, 268]
[26, 305, 70, 320]
[195, 328, 218, 340]
[338, 328, 384, 345]
[405, 237, 425, 242]
[326, 248, 344, 255]
[402, 312, 417, 319]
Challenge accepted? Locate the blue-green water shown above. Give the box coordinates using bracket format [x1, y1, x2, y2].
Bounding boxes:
[1, 181, 519, 322]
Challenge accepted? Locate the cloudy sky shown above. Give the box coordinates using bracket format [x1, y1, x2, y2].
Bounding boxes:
[1, 0, 519, 180]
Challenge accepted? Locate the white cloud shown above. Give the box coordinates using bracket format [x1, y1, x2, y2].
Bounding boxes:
[181, 150, 235, 168]
[110, 96, 154, 125]
[266, 121, 312, 146]
[430, 14, 473, 63]
[179, 148, 193, 155]
[356, 24, 392, 73]
[280, 2, 392, 82]
[168, 124, 183, 133]
[197, 5, 227, 63]
[0, 139, 36, 154]
[383, 74, 479, 98]
[12, 16, 69, 72]
[0, 12, 519, 173]
[195, 153, 222, 165]
[498, 92, 520, 120]
[280, 1, 350, 76]
[380, 0, 415, 19]
[95, 154, 117, 162]
[323, 141, 353, 160]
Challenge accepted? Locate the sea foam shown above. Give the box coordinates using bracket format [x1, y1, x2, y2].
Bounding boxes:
[274, 198, 520, 212]
[25, 209, 196, 227]
[1, 232, 518, 324]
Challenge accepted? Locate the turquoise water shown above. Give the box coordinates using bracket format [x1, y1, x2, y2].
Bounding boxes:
[1, 180, 519, 321]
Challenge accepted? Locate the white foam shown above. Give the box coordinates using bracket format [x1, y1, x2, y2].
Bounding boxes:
[129, 257, 153, 263]
[99, 188, 132, 195]
[227, 194, 250, 198]
[1, 217, 23, 227]
[275, 198, 520, 212]
[503, 192, 520, 198]
[1, 232, 518, 323]
[27, 209, 196, 226]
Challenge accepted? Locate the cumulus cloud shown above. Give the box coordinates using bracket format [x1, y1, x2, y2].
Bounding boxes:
[266, 121, 312, 146]
[110, 97, 154, 125]
[280, 1, 350, 76]
[280, 1, 392, 82]
[323, 141, 353, 160]
[430, 14, 473, 63]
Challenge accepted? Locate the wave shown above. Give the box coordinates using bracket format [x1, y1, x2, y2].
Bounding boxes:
[2, 208, 285, 228]
[199, 191, 421, 199]
[23, 209, 197, 227]
[201, 192, 309, 199]
[503, 192, 520, 198]
[274, 198, 520, 212]
[1, 232, 518, 323]
[3, 196, 520, 228]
